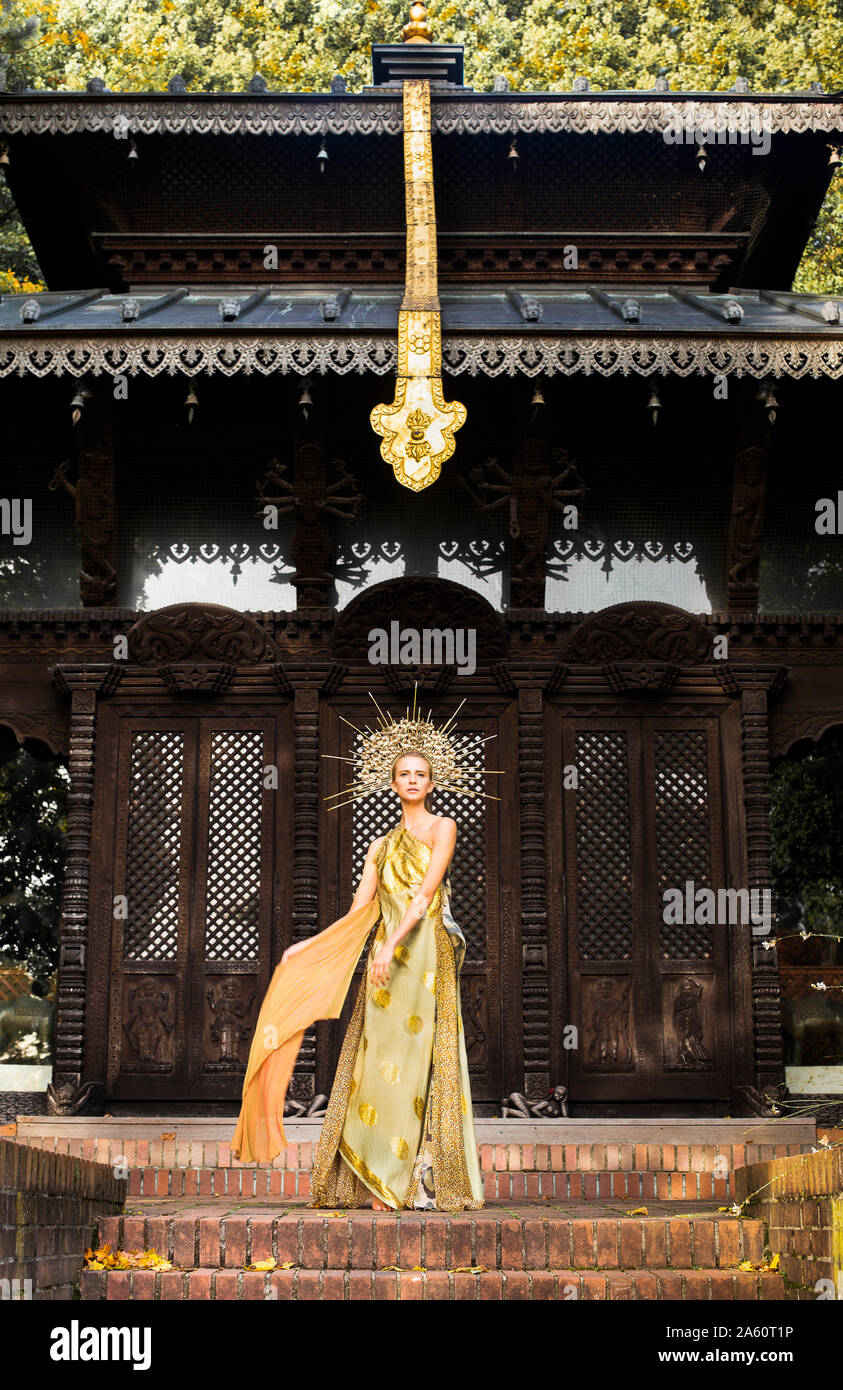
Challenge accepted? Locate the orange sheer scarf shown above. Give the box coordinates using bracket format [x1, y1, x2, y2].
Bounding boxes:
[232, 898, 381, 1163]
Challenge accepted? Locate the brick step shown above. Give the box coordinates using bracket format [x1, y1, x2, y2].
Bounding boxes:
[79, 1266, 787, 1301]
[96, 1212, 767, 1270]
[123, 1166, 735, 1200]
[9, 1134, 807, 1175]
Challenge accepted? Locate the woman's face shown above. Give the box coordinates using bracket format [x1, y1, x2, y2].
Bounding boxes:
[391, 755, 434, 806]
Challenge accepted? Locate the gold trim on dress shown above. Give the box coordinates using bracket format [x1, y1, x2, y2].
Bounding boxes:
[339, 1137, 401, 1209]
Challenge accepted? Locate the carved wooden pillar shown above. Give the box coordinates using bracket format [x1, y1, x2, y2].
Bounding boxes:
[288, 681, 321, 1098]
[724, 383, 771, 611]
[719, 664, 789, 1100]
[516, 683, 550, 1096]
[48, 663, 122, 1113]
[53, 382, 118, 607]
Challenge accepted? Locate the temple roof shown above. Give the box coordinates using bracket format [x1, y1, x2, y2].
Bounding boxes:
[2, 286, 842, 380]
[2, 87, 842, 137]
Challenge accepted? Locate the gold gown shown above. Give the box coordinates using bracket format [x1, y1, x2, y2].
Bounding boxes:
[310, 825, 484, 1212]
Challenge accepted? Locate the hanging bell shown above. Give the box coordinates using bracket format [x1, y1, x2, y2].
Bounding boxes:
[756, 379, 779, 425]
[299, 379, 313, 420]
[70, 385, 92, 426]
[696, 143, 707, 172]
[828, 145, 842, 169]
[317, 140, 328, 173]
[530, 382, 546, 408]
[127, 138, 139, 161]
[0, 143, 9, 168]
[184, 385, 199, 424]
[647, 386, 661, 425]
[508, 137, 519, 169]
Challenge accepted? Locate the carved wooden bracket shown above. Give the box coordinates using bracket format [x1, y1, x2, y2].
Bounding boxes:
[158, 662, 236, 695]
[382, 663, 458, 695]
[602, 661, 681, 694]
[714, 663, 789, 698]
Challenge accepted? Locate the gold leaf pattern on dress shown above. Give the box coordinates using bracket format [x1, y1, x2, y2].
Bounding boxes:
[414, 1096, 425, 1121]
[394, 944, 410, 967]
[405, 1014, 423, 1034]
[358, 1102, 378, 1126]
[339, 1138, 400, 1209]
[310, 969, 373, 1209]
[379, 1061, 400, 1086]
[429, 908, 483, 1211]
[461, 1093, 467, 1116]
[373, 987, 391, 1009]
[350, 1077, 357, 1095]
[391, 1136, 410, 1161]
[424, 972, 436, 993]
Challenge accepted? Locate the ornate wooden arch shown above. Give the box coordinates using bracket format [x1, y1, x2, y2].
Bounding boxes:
[331, 576, 508, 661]
[562, 601, 713, 665]
[126, 602, 279, 664]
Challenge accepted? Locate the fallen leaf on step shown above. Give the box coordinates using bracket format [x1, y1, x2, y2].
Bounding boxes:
[279, 1261, 296, 1270]
[769, 1253, 780, 1270]
[246, 1257, 277, 1271]
[160, 1132, 176, 1141]
[623, 1207, 648, 1216]
[449, 1266, 488, 1274]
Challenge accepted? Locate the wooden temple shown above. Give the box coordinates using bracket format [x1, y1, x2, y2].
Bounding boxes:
[1, 8, 843, 1118]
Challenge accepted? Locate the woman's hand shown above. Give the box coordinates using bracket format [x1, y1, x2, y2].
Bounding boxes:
[281, 940, 307, 966]
[369, 941, 395, 988]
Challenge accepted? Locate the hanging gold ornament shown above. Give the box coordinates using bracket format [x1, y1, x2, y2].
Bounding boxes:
[370, 75, 466, 491]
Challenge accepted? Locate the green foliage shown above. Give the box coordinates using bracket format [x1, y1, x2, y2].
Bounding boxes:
[770, 731, 843, 937]
[0, 745, 68, 979]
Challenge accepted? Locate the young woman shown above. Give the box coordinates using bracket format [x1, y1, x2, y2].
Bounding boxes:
[306, 751, 484, 1212]
[233, 694, 496, 1212]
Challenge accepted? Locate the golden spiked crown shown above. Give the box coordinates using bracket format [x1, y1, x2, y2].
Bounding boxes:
[323, 686, 504, 810]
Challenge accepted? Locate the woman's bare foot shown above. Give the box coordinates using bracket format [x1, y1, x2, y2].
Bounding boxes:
[372, 1198, 391, 1211]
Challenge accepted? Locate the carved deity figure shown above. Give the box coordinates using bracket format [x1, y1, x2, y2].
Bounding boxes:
[587, 978, 631, 1064]
[123, 979, 173, 1062]
[460, 439, 585, 606]
[673, 978, 709, 1066]
[207, 978, 256, 1064]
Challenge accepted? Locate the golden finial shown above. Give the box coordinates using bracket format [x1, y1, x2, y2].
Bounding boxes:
[402, 1, 433, 44]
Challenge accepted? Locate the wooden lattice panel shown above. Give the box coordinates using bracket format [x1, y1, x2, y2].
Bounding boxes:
[574, 731, 633, 960]
[655, 730, 713, 959]
[351, 731, 487, 963]
[123, 731, 184, 960]
[204, 731, 264, 961]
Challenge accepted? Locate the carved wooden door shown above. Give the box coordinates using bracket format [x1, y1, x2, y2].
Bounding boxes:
[319, 700, 520, 1107]
[92, 704, 291, 1102]
[548, 711, 740, 1105]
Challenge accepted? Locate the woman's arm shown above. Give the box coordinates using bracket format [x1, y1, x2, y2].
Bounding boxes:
[369, 818, 456, 986]
[348, 834, 385, 912]
[281, 834, 384, 964]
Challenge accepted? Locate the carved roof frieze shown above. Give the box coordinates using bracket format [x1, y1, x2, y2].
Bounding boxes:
[2, 96, 842, 139]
